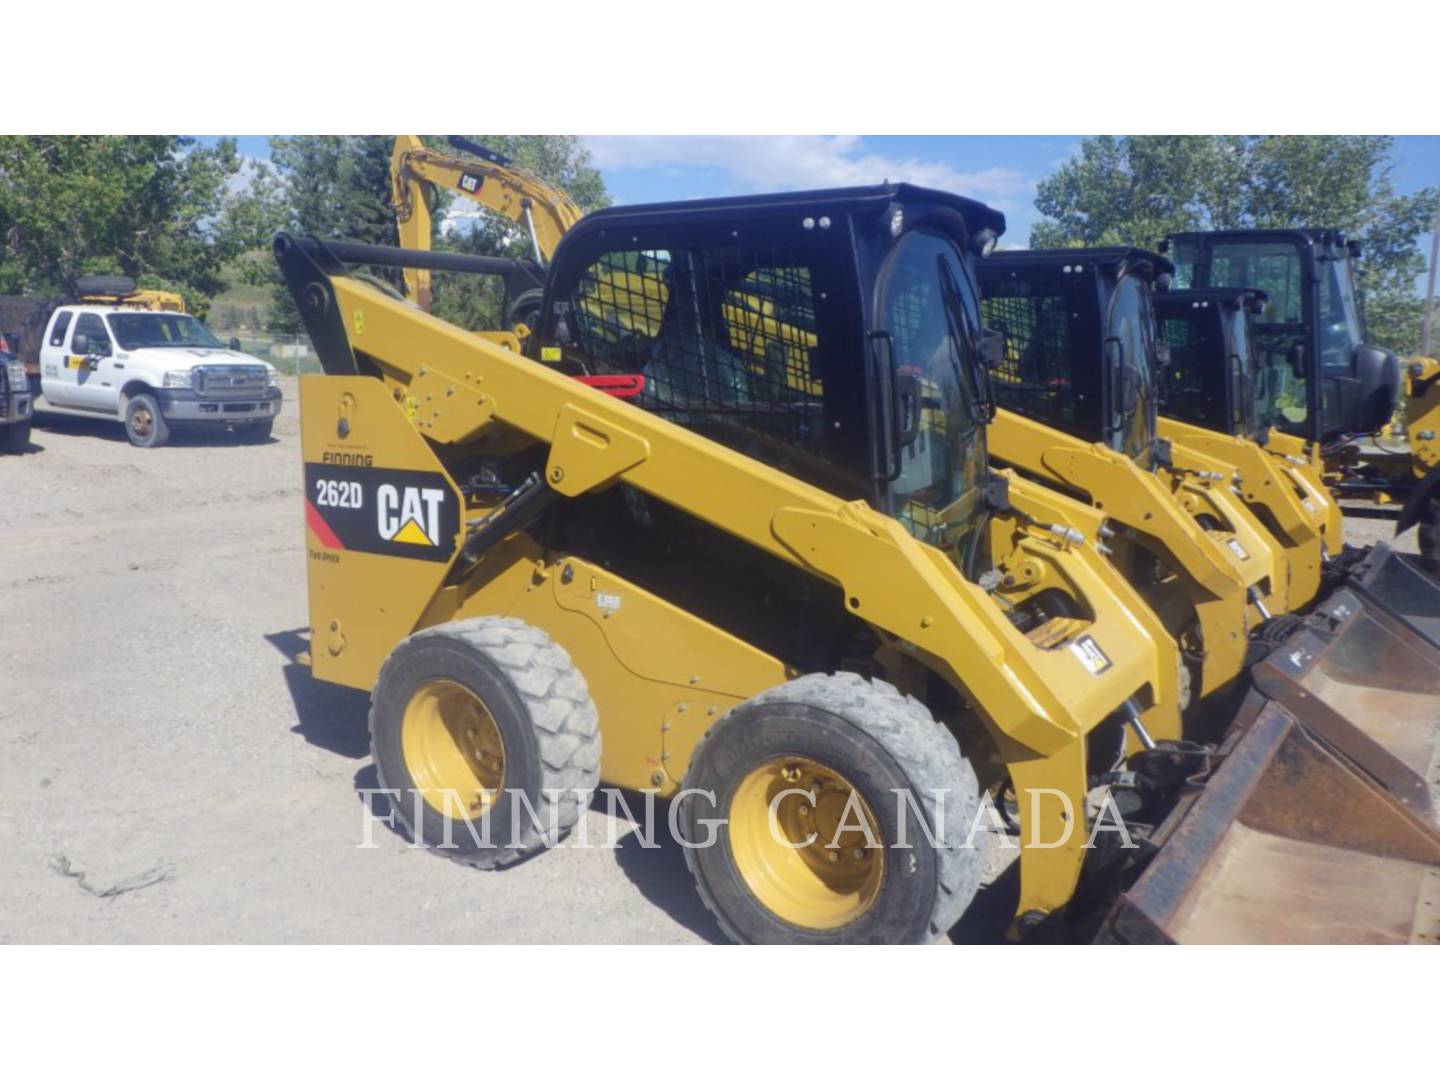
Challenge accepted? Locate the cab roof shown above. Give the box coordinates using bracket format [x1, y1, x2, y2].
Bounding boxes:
[985, 246, 1175, 281]
[1156, 286, 1268, 312]
[1167, 228, 1351, 252]
[570, 183, 1006, 248]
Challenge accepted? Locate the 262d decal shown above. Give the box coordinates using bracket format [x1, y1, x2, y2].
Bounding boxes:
[304, 463, 459, 562]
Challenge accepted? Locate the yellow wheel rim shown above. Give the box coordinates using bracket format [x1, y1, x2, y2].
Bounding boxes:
[728, 756, 885, 930]
[400, 679, 506, 819]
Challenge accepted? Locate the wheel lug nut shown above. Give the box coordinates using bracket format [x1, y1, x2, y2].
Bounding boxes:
[851, 848, 865, 861]
[826, 849, 839, 863]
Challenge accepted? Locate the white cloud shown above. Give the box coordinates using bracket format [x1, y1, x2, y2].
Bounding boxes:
[224, 154, 268, 197]
[585, 136, 1035, 211]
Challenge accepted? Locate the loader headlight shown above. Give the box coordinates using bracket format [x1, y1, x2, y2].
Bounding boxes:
[163, 369, 195, 389]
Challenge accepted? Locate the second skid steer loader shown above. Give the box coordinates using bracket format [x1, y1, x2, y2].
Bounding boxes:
[277, 184, 1440, 944]
[977, 249, 1289, 710]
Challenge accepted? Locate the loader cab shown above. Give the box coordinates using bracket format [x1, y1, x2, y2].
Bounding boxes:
[1154, 288, 1268, 441]
[1167, 229, 1400, 443]
[533, 183, 1005, 560]
[975, 248, 1167, 466]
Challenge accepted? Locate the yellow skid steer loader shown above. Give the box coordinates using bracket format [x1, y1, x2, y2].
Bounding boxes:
[276, 185, 1439, 944]
[978, 247, 1440, 834]
[977, 249, 1287, 708]
[1153, 287, 1330, 608]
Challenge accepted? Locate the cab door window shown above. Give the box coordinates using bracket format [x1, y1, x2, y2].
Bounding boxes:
[879, 230, 985, 544]
[1103, 275, 1155, 459]
[48, 310, 73, 347]
[72, 313, 112, 356]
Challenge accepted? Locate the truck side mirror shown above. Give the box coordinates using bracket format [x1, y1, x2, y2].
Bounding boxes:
[71, 333, 89, 356]
[1287, 341, 1306, 380]
[228, 337, 242, 352]
[1155, 340, 1172, 370]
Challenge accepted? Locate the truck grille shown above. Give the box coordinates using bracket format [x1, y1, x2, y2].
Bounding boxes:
[194, 364, 268, 397]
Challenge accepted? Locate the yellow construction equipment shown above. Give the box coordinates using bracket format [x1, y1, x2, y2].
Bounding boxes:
[276, 184, 1440, 944]
[1153, 287, 1329, 608]
[1165, 229, 1440, 578]
[390, 134, 582, 317]
[978, 246, 1440, 820]
[977, 249, 1285, 708]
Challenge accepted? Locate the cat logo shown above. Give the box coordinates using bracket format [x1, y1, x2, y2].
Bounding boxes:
[377, 484, 446, 547]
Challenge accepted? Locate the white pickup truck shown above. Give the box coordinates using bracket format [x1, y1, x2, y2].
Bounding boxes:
[36, 304, 282, 447]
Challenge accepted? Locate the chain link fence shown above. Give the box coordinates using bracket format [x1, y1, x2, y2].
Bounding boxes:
[221, 333, 318, 376]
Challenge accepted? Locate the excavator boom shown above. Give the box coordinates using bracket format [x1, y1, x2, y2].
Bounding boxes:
[390, 134, 584, 311]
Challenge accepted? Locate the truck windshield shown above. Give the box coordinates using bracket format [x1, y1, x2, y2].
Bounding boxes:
[106, 313, 223, 350]
[879, 230, 987, 550]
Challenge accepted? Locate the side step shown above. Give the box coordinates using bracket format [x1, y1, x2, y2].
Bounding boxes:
[1098, 698, 1440, 944]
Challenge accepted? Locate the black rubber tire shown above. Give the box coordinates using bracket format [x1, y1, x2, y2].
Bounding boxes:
[0, 419, 31, 453]
[505, 288, 545, 334]
[123, 392, 170, 448]
[370, 617, 600, 869]
[238, 419, 274, 444]
[679, 672, 982, 944]
[74, 274, 136, 297]
[1420, 491, 1440, 578]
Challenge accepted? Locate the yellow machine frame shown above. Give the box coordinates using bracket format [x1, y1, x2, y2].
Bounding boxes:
[987, 409, 1280, 700]
[289, 242, 1179, 920]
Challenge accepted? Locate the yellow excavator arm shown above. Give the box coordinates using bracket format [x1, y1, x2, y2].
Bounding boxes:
[390, 135, 584, 311]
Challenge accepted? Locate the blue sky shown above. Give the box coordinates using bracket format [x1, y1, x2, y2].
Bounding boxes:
[215, 134, 1440, 251]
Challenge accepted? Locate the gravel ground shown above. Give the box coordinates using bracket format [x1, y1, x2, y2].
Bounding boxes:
[0, 384, 1420, 943]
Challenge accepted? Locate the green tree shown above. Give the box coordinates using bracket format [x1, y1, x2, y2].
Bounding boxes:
[1030, 136, 1434, 354]
[0, 136, 258, 316]
[261, 135, 610, 335]
[263, 136, 397, 333]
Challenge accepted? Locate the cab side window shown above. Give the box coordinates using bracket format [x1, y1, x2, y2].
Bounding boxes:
[551, 237, 863, 495]
[73, 313, 111, 357]
[49, 311, 73, 347]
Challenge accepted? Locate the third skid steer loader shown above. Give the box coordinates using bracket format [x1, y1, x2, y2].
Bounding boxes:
[1153, 285, 1440, 650]
[1153, 287, 1330, 610]
[1166, 228, 1440, 578]
[977, 248, 1440, 836]
[277, 184, 1440, 944]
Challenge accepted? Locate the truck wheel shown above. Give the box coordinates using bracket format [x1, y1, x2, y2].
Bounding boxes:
[369, 617, 601, 869]
[124, 392, 170, 448]
[678, 672, 982, 944]
[239, 419, 274, 444]
[0, 419, 30, 453]
[1420, 491, 1440, 577]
